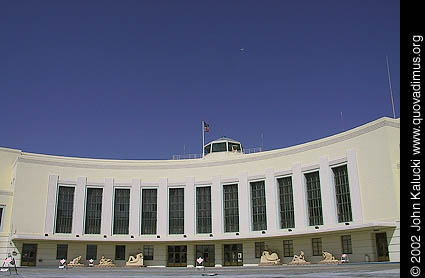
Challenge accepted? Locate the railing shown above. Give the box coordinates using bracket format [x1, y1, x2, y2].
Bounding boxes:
[172, 147, 264, 160]
[172, 154, 203, 160]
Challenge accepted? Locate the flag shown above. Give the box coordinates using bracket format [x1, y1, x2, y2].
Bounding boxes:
[203, 121, 210, 132]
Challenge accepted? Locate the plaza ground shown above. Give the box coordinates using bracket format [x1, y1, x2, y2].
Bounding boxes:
[6, 263, 400, 278]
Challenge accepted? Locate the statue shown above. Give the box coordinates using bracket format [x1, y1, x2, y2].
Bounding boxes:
[126, 253, 144, 267]
[96, 256, 115, 267]
[319, 251, 341, 264]
[259, 250, 281, 265]
[288, 251, 310, 265]
[67, 256, 84, 267]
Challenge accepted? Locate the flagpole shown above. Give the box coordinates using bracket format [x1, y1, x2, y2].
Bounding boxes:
[202, 120, 205, 158]
[386, 56, 396, 119]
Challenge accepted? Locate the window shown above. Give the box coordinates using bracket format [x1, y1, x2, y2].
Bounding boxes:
[85, 188, 103, 234]
[167, 245, 187, 267]
[86, 244, 97, 260]
[196, 186, 212, 234]
[250, 181, 267, 231]
[333, 165, 353, 223]
[113, 188, 130, 234]
[223, 184, 239, 233]
[195, 245, 215, 267]
[341, 235, 353, 254]
[212, 142, 226, 152]
[283, 240, 294, 257]
[141, 189, 157, 234]
[143, 245, 154, 260]
[0, 206, 4, 230]
[255, 242, 265, 258]
[169, 188, 184, 234]
[312, 238, 322, 256]
[56, 244, 68, 260]
[204, 144, 211, 154]
[115, 245, 126, 260]
[278, 177, 295, 229]
[228, 142, 241, 152]
[55, 186, 75, 233]
[305, 172, 323, 226]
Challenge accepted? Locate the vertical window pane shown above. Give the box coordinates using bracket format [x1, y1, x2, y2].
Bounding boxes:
[56, 244, 68, 260]
[85, 188, 103, 234]
[196, 187, 212, 234]
[223, 184, 239, 233]
[195, 245, 215, 267]
[333, 165, 353, 223]
[86, 244, 97, 260]
[142, 189, 157, 234]
[341, 235, 353, 254]
[115, 245, 126, 260]
[113, 188, 130, 234]
[143, 245, 154, 260]
[255, 242, 265, 258]
[55, 186, 75, 233]
[169, 188, 184, 234]
[278, 177, 295, 229]
[305, 172, 323, 226]
[167, 245, 187, 267]
[283, 240, 294, 257]
[250, 181, 267, 231]
[312, 238, 322, 256]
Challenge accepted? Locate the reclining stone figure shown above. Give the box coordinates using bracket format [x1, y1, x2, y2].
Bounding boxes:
[259, 250, 281, 265]
[67, 256, 84, 267]
[126, 253, 144, 267]
[319, 251, 341, 264]
[288, 251, 310, 265]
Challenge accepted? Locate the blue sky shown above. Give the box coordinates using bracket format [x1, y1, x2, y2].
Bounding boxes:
[0, 0, 400, 159]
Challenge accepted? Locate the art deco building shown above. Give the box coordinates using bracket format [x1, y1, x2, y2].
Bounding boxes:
[0, 117, 399, 267]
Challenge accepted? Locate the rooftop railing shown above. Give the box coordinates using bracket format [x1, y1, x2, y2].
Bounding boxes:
[171, 147, 264, 160]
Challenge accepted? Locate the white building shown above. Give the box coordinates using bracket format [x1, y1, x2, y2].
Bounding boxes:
[0, 117, 400, 267]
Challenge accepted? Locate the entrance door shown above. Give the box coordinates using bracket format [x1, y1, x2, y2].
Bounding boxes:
[223, 244, 243, 266]
[167, 245, 187, 267]
[195, 245, 215, 267]
[21, 244, 37, 266]
[375, 233, 389, 261]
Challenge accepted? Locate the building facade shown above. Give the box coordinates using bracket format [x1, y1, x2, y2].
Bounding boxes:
[0, 117, 400, 267]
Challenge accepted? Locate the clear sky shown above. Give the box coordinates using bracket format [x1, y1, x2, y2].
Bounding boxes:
[0, 0, 400, 159]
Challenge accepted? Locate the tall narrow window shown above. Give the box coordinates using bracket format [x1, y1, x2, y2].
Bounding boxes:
[113, 188, 130, 234]
[251, 181, 267, 231]
[86, 244, 97, 260]
[255, 242, 265, 258]
[85, 188, 103, 234]
[169, 188, 184, 234]
[312, 238, 322, 256]
[143, 245, 154, 260]
[0, 206, 4, 230]
[196, 186, 212, 234]
[278, 177, 295, 229]
[55, 186, 75, 233]
[56, 244, 68, 260]
[333, 165, 353, 223]
[283, 240, 294, 257]
[341, 235, 353, 254]
[305, 172, 323, 226]
[115, 245, 126, 260]
[141, 189, 157, 234]
[223, 184, 239, 232]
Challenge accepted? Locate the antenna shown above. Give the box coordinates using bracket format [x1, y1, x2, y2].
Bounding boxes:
[340, 112, 344, 131]
[386, 56, 396, 119]
[261, 133, 264, 151]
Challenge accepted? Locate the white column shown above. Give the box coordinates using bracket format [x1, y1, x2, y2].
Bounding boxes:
[185, 176, 195, 235]
[157, 178, 168, 236]
[265, 168, 278, 232]
[211, 175, 223, 234]
[347, 149, 363, 222]
[215, 243, 223, 267]
[319, 157, 337, 226]
[238, 171, 250, 233]
[44, 174, 58, 234]
[129, 179, 141, 236]
[72, 176, 86, 235]
[101, 178, 114, 236]
[292, 164, 307, 229]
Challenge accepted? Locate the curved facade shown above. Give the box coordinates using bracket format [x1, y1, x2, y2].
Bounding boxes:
[0, 117, 400, 267]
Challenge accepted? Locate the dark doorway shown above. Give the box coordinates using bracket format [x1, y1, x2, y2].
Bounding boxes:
[195, 245, 215, 267]
[375, 233, 389, 261]
[223, 244, 243, 266]
[21, 244, 37, 266]
[167, 245, 187, 267]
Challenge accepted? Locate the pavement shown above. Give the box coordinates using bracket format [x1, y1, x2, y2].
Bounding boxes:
[2, 263, 400, 278]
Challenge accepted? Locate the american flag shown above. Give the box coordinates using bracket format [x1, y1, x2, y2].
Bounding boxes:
[203, 121, 210, 132]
